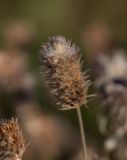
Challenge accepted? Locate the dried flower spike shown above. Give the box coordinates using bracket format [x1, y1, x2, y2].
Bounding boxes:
[0, 118, 25, 160]
[40, 35, 90, 110]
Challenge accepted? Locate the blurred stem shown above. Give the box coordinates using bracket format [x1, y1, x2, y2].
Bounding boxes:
[76, 107, 87, 160]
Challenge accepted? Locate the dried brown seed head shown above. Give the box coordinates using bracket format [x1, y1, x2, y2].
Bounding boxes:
[0, 118, 25, 160]
[40, 36, 90, 110]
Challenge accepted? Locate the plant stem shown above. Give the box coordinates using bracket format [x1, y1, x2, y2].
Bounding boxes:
[76, 107, 87, 160]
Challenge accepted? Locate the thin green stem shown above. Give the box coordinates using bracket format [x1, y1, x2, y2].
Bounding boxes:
[76, 107, 87, 160]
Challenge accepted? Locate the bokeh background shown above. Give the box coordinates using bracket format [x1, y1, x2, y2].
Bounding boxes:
[0, 0, 127, 160]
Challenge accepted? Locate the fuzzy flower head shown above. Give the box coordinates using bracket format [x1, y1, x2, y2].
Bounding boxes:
[40, 36, 90, 110]
[0, 118, 25, 160]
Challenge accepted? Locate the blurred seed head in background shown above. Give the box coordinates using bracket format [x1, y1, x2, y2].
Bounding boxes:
[82, 23, 113, 57]
[16, 103, 80, 160]
[83, 22, 127, 160]
[2, 20, 36, 51]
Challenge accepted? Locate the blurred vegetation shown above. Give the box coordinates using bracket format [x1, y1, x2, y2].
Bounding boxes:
[0, 0, 127, 145]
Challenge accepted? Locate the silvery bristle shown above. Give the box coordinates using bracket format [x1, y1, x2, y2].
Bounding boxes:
[40, 35, 90, 110]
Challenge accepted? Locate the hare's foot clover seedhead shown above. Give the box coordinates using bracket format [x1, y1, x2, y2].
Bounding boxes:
[40, 35, 90, 110]
[0, 118, 25, 160]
